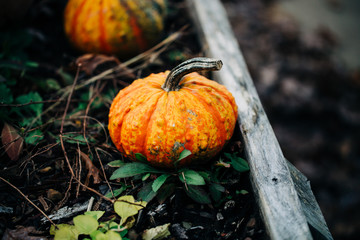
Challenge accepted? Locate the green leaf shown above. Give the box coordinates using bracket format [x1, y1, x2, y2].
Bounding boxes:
[237, 189, 249, 195]
[110, 162, 164, 180]
[108, 160, 125, 167]
[24, 129, 43, 144]
[156, 183, 176, 204]
[178, 149, 192, 161]
[137, 182, 158, 202]
[120, 229, 128, 237]
[84, 211, 105, 220]
[105, 230, 122, 240]
[16, 91, 43, 116]
[224, 153, 250, 172]
[198, 171, 211, 182]
[57, 68, 74, 85]
[73, 215, 99, 234]
[24, 61, 38, 68]
[179, 169, 206, 185]
[90, 230, 106, 240]
[0, 83, 13, 104]
[152, 174, 171, 192]
[114, 195, 147, 225]
[142, 173, 151, 181]
[135, 153, 147, 163]
[185, 185, 211, 204]
[45, 78, 61, 91]
[105, 186, 126, 198]
[52, 224, 79, 240]
[209, 183, 224, 202]
[59, 133, 95, 145]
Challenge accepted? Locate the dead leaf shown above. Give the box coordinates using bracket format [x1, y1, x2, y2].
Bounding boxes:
[47, 189, 63, 202]
[38, 166, 52, 173]
[142, 223, 171, 240]
[38, 196, 50, 211]
[75, 53, 120, 75]
[79, 151, 101, 185]
[2, 226, 46, 240]
[1, 123, 24, 161]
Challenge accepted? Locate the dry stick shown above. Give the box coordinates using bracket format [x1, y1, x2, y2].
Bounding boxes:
[76, 142, 82, 198]
[58, 65, 113, 203]
[59, 65, 80, 178]
[95, 147, 115, 199]
[56, 174, 74, 211]
[0, 176, 57, 228]
[59, 28, 184, 95]
[0, 99, 79, 107]
[20, 29, 183, 140]
[82, 82, 106, 155]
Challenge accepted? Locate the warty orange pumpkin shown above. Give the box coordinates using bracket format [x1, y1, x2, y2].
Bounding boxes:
[64, 0, 167, 57]
[108, 58, 238, 168]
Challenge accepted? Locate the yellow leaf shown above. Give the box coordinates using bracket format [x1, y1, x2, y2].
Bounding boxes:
[114, 195, 147, 225]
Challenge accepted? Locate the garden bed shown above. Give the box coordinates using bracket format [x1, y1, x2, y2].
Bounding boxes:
[0, 0, 266, 239]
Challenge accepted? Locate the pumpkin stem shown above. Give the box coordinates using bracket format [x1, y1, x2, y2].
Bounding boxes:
[162, 57, 223, 92]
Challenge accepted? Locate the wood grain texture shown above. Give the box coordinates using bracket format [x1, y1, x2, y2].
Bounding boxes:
[287, 161, 333, 240]
[186, 0, 314, 239]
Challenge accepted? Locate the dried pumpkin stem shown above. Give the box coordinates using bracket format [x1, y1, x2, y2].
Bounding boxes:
[162, 57, 223, 92]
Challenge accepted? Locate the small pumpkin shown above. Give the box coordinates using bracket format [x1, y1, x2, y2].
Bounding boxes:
[108, 58, 238, 168]
[64, 0, 167, 57]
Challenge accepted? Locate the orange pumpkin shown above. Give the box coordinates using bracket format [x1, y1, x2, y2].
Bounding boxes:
[108, 58, 238, 168]
[64, 0, 167, 57]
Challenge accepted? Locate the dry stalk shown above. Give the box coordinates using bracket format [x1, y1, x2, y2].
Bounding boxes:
[0, 176, 57, 228]
[95, 147, 114, 199]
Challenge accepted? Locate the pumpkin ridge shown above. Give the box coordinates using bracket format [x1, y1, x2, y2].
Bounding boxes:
[98, 0, 112, 53]
[110, 87, 162, 154]
[183, 80, 237, 117]
[182, 84, 237, 131]
[176, 91, 193, 167]
[182, 88, 227, 147]
[121, 1, 147, 51]
[69, 0, 87, 46]
[120, 90, 163, 158]
[142, 91, 166, 160]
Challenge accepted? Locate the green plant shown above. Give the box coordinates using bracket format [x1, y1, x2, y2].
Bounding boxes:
[50, 195, 146, 240]
[109, 149, 250, 204]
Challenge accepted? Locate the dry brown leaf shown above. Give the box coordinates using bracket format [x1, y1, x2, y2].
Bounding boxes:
[2, 226, 45, 240]
[38, 166, 52, 173]
[1, 123, 24, 161]
[75, 53, 120, 75]
[47, 189, 63, 202]
[79, 151, 101, 185]
[38, 195, 50, 211]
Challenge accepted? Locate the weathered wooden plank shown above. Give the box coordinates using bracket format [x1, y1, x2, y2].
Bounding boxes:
[186, 0, 313, 239]
[287, 161, 333, 240]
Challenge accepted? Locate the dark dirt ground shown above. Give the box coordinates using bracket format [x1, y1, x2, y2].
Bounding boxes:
[223, 0, 360, 239]
[0, 0, 265, 239]
[0, 0, 359, 239]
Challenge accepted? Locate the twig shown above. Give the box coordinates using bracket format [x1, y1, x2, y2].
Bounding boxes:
[59, 65, 80, 178]
[60, 65, 81, 135]
[58, 28, 184, 95]
[182, 172, 189, 191]
[95, 147, 114, 199]
[0, 176, 57, 228]
[87, 197, 95, 211]
[76, 142, 82, 197]
[0, 99, 80, 107]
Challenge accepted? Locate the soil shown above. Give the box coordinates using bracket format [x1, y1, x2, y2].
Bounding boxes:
[0, 0, 265, 239]
[1, 0, 359, 239]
